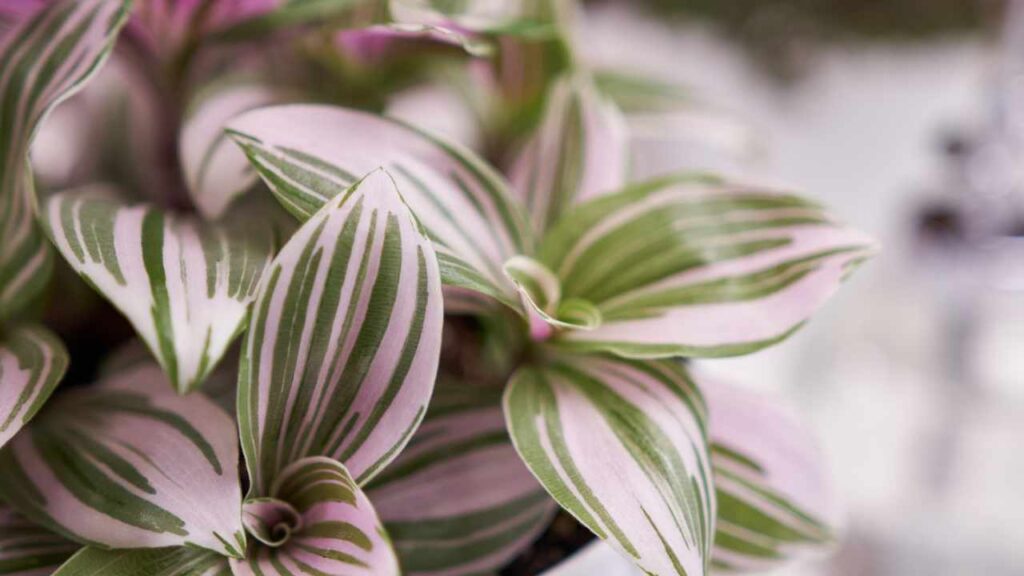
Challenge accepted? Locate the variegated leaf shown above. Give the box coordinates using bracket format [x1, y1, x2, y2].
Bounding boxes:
[703, 377, 838, 572]
[509, 75, 629, 234]
[389, 0, 561, 34]
[227, 104, 532, 313]
[53, 547, 230, 576]
[238, 170, 443, 494]
[0, 0, 131, 319]
[0, 325, 68, 449]
[538, 175, 876, 357]
[212, 0, 365, 43]
[368, 382, 556, 576]
[334, 23, 494, 64]
[180, 82, 280, 220]
[0, 363, 246, 558]
[505, 354, 715, 576]
[41, 193, 273, 394]
[232, 457, 399, 576]
[0, 502, 77, 576]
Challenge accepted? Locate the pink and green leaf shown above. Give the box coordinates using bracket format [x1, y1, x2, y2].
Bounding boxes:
[509, 75, 629, 234]
[0, 0, 132, 320]
[0, 502, 77, 576]
[702, 377, 838, 572]
[180, 82, 281, 220]
[538, 175, 876, 357]
[237, 170, 443, 494]
[232, 457, 399, 576]
[41, 193, 273, 394]
[227, 104, 533, 313]
[0, 363, 246, 558]
[368, 382, 556, 576]
[504, 354, 716, 576]
[389, 0, 562, 35]
[53, 547, 230, 576]
[0, 325, 68, 450]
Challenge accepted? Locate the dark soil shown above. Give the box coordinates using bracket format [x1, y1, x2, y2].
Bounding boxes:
[500, 512, 596, 575]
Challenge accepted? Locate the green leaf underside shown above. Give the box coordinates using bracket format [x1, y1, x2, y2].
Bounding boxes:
[233, 457, 399, 576]
[53, 547, 229, 576]
[505, 354, 715, 576]
[237, 170, 443, 494]
[368, 382, 556, 575]
[227, 104, 533, 314]
[0, 503, 77, 576]
[41, 193, 272, 393]
[0, 364, 244, 558]
[537, 175, 874, 357]
[0, 0, 132, 319]
[0, 325, 68, 450]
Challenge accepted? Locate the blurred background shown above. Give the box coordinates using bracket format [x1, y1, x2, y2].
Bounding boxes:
[552, 0, 1024, 574]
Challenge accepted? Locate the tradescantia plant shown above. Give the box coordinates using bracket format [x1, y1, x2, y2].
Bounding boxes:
[0, 1, 873, 576]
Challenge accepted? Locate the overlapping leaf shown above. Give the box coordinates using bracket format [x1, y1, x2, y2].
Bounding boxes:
[0, 363, 245, 558]
[703, 378, 838, 572]
[0, 502, 77, 576]
[180, 82, 280, 220]
[0, 0, 132, 320]
[389, 0, 562, 34]
[41, 193, 273, 394]
[0, 325, 68, 449]
[228, 104, 532, 312]
[538, 175, 876, 357]
[369, 382, 556, 575]
[505, 354, 715, 576]
[53, 547, 229, 576]
[509, 75, 628, 233]
[237, 169, 443, 494]
[232, 457, 399, 576]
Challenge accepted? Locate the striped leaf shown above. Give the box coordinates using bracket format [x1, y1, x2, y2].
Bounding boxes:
[180, 82, 280, 220]
[0, 0, 131, 320]
[41, 193, 273, 394]
[538, 175, 876, 358]
[53, 547, 230, 576]
[505, 354, 715, 576]
[227, 104, 533, 313]
[368, 382, 556, 576]
[232, 457, 399, 576]
[238, 170, 443, 494]
[703, 378, 837, 572]
[213, 0, 365, 43]
[509, 75, 629, 234]
[0, 502, 77, 576]
[334, 23, 495, 64]
[0, 325, 68, 449]
[389, 0, 561, 33]
[0, 363, 246, 558]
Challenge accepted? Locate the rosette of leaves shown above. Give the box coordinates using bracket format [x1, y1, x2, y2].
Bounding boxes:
[0, 1, 873, 576]
[224, 8, 873, 576]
